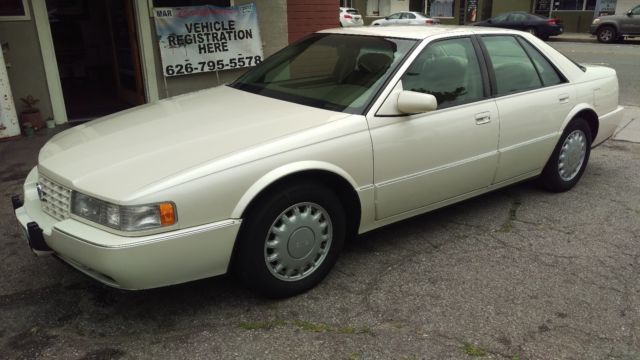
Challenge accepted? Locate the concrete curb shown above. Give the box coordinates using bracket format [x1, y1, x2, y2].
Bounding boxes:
[547, 36, 596, 44]
[613, 106, 640, 143]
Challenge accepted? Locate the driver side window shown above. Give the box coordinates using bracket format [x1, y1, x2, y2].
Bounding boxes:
[400, 37, 485, 109]
[388, 13, 401, 19]
[632, 5, 640, 15]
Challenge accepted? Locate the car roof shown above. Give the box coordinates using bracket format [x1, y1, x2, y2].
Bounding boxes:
[321, 25, 521, 40]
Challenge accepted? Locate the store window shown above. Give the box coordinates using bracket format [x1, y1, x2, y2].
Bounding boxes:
[428, 0, 455, 18]
[153, 0, 230, 7]
[534, 0, 598, 11]
[340, 0, 354, 7]
[0, 0, 30, 20]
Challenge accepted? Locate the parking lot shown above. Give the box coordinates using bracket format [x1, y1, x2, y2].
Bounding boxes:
[1, 41, 640, 359]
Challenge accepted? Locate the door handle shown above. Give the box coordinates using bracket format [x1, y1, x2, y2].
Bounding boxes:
[475, 112, 491, 125]
[558, 94, 570, 103]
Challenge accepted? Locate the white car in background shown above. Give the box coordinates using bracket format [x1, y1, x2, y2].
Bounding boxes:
[372, 11, 441, 26]
[14, 26, 623, 298]
[339, 7, 364, 27]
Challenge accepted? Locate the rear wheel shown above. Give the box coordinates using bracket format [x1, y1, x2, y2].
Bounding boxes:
[597, 26, 616, 43]
[540, 118, 592, 192]
[234, 182, 346, 298]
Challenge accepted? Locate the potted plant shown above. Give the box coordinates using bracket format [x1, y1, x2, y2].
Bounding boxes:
[19, 95, 45, 130]
[22, 122, 34, 137]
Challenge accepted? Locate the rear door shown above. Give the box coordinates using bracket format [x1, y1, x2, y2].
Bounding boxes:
[479, 35, 575, 183]
[368, 36, 499, 219]
[400, 12, 417, 25]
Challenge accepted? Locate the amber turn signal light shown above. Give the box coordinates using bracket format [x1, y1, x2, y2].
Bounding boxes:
[159, 202, 176, 226]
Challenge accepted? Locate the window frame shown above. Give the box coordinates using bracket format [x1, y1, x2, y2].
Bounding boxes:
[0, 0, 30, 21]
[477, 34, 568, 98]
[515, 36, 568, 86]
[397, 35, 492, 111]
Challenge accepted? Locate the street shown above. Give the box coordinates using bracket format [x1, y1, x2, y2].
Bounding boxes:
[1, 40, 640, 359]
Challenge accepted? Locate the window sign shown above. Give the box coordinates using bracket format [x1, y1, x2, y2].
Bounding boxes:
[429, 0, 454, 18]
[594, 0, 616, 15]
[154, 3, 264, 77]
[466, 0, 478, 23]
[0, 0, 30, 21]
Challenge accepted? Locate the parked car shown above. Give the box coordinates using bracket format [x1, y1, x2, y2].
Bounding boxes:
[473, 11, 563, 40]
[371, 11, 440, 26]
[339, 7, 363, 27]
[14, 26, 623, 298]
[590, 4, 640, 43]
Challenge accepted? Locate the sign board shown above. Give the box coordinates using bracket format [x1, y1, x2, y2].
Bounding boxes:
[0, 47, 20, 139]
[594, 0, 617, 16]
[154, 3, 263, 77]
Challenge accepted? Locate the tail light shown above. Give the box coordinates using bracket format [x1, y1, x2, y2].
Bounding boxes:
[344, 14, 352, 19]
[547, 18, 557, 25]
[425, 19, 434, 24]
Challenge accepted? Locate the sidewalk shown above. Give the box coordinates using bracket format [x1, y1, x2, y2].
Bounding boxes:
[549, 32, 596, 43]
[549, 32, 640, 44]
[613, 106, 640, 143]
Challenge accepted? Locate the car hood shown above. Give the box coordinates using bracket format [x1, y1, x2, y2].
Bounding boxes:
[38, 86, 351, 202]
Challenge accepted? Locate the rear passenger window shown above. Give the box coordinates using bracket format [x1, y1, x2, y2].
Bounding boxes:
[401, 37, 484, 109]
[481, 36, 542, 96]
[519, 39, 564, 86]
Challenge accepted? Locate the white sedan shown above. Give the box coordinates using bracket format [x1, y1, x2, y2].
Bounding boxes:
[371, 11, 440, 26]
[14, 26, 623, 298]
[339, 7, 364, 27]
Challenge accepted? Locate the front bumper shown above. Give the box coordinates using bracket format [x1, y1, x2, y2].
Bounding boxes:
[14, 167, 241, 290]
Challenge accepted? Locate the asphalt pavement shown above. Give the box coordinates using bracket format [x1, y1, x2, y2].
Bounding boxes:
[1, 41, 640, 359]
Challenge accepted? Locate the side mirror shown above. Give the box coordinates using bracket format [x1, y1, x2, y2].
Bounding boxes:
[397, 91, 438, 114]
[627, 10, 633, 16]
[487, 19, 493, 24]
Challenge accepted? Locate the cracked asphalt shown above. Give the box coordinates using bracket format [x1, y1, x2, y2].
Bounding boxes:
[1, 124, 639, 359]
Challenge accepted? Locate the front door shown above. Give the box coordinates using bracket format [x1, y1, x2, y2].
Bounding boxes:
[620, 5, 640, 34]
[368, 37, 499, 219]
[47, 0, 145, 121]
[106, 0, 145, 106]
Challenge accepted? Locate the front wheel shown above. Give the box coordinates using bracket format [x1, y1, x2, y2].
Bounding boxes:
[597, 26, 616, 43]
[234, 182, 346, 298]
[540, 118, 592, 192]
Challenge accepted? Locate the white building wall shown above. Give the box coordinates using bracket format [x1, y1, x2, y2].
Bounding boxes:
[389, 0, 410, 13]
[615, 0, 636, 14]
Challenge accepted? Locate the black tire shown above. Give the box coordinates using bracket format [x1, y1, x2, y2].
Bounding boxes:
[234, 182, 346, 298]
[540, 118, 592, 192]
[597, 26, 617, 43]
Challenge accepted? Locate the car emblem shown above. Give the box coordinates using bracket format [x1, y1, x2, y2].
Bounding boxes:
[36, 183, 45, 202]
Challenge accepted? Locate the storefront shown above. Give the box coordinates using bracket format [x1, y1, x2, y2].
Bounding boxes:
[0, 0, 336, 127]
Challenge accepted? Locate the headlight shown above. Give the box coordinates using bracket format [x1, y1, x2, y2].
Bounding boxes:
[71, 192, 176, 231]
[592, 18, 601, 24]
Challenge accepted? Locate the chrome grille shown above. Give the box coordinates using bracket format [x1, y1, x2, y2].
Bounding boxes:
[38, 176, 72, 220]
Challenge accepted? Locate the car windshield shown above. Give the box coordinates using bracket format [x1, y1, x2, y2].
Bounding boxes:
[231, 34, 416, 114]
[346, 8, 359, 15]
[414, 13, 429, 19]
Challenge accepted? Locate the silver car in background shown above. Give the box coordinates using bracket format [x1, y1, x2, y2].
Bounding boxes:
[371, 11, 440, 26]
